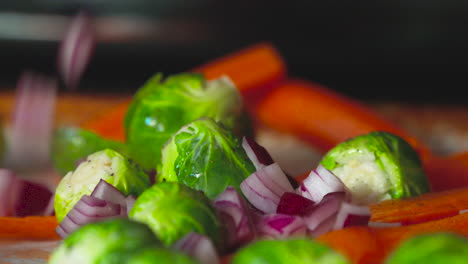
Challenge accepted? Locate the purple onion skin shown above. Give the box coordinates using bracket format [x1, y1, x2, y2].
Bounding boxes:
[15, 180, 53, 217]
[343, 214, 371, 228]
[276, 192, 315, 216]
[244, 137, 274, 166]
[267, 215, 295, 232]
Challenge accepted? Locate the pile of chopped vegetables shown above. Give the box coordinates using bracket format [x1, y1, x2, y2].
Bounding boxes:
[0, 12, 467, 264]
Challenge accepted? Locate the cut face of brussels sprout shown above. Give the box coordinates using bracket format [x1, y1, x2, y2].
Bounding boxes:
[386, 232, 468, 264]
[129, 182, 221, 248]
[54, 149, 151, 222]
[124, 73, 248, 171]
[320, 131, 430, 204]
[127, 248, 201, 264]
[232, 239, 350, 264]
[51, 127, 127, 176]
[48, 218, 163, 264]
[159, 117, 256, 199]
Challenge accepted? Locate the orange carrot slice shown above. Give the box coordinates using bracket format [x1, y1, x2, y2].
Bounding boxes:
[423, 153, 468, 192]
[369, 187, 468, 225]
[255, 79, 429, 156]
[318, 212, 468, 264]
[0, 216, 59, 240]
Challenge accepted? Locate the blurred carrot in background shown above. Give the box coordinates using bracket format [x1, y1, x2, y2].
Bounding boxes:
[81, 100, 129, 142]
[0, 216, 59, 240]
[423, 153, 468, 192]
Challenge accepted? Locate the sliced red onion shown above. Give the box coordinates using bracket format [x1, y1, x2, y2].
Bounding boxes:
[125, 195, 136, 216]
[242, 137, 274, 170]
[333, 202, 371, 230]
[240, 163, 293, 214]
[459, 209, 468, 214]
[307, 213, 337, 238]
[255, 213, 307, 239]
[56, 195, 123, 238]
[0, 169, 22, 216]
[6, 72, 57, 168]
[303, 192, 346, 232]
[42, 195, 56, 216]
[14, 179, 54, 217]
[298, 165, 348, 203]
[58, 11, 95, 90]
[173, 232, 220, 264]
[213, 186, 255, 249]
[276, 192, 315, 216]
[368, 221, 402, 228]
[90, 179, 127, 206]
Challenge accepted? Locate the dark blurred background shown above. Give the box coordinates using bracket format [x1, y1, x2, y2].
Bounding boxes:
[0, 0, 467, 103]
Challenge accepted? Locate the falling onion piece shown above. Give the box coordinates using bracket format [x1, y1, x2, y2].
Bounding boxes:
[0, 169, 22, 216]
[255, 213, 307, 239]
[276, 192, 315, 216]
[6, 72, 57, 168]
[240, 163, 293, 213]
[333, 202, 371, 230]
[304, 192, 346, 232]
[173, 232, 220, 264]
[213, 186, 255, 249]
[460, 209, 468, 214]
[241, 136, 274, 170]
[299, 166, 348, 203]
[58, 11, 95, 89]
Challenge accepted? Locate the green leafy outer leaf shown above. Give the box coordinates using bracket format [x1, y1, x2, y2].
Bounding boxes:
[320, 131, 430, 204]
[158, 117, 256, 199]
[129, 182, 221, 248]
[54, 149, 151, 222]
[126, 248, 201, 264]
[386, 232, 468, 264]
[232, 239, 350, 264]
[51, 127, 127, 176]
[48, 218, 163, 264]
[124, 73, 245, 170]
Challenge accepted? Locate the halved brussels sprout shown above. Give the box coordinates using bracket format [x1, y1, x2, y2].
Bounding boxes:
[49, 218, 163, 264]
[386, 232, 468, 264]
[124, 73, 248, 170]
[51, 127, 127, 176]
[54, 148, 151, 222]
[129, 182, 221, 247]
[320, 131, 430, 204]
[126, 248, 200, 264]
[158, 117, 256, 199]
[232, 239, 350, 264]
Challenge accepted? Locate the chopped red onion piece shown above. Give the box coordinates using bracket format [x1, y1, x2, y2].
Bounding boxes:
[42, 195, 56, 216]
[6, 72, 57, 168]
[242, 137, 274, 170]
[255, 213, 307, 239]
[368, 221, 402, 228]
[125, 195, 136, 215]
[307, 213, 337, 238]
[56, 195, 123, 238]
[333, 202, 371, 230]
[240, 163, 293, 214]
[58, 11, 95, 90]
[173, 232, 220, 264]
[276, 192, 315, 216]
[459, 209, 468, 214]
[303, 192, 346, 231]
[15, 179, 53, 217]
[213, 186, 255, 249]
[298, 165, 348, 203]
[0, 169, 22, 216]
[90, 179, 127, 206]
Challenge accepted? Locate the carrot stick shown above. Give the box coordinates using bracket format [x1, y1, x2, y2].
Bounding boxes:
[423, 152, 468, 192]
[317, 212, 468, 264]
[81, 43, 286, 141]
[255, 79, 430, 156]
[369, 187, 468, 225]
[0, 216, 59, 240]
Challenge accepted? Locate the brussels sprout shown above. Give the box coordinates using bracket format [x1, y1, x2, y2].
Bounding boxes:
[129, 182, 221, 247]
[158, 117, 256, 199]
[124, 73, 248, 170]
[51, 127, 127, 176]
[49, 218, 163, 264]
[54, 149, 151, 222]
[126, 248, 200, 264]
[320, 131, 430, 204]
[386, 232, 468, 264]
[232, 239, 350, 264]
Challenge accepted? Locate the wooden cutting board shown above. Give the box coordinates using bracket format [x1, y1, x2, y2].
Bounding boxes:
[1, 92, 467, 263]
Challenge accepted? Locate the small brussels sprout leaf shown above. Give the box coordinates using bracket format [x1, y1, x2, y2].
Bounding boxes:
[158, 117, 256, 199]
[49, 218, 163, 264]
[54, 148, 151, 222]
[51, 127, 127, 176]
[124, 73, 248, 170]
[127, 248, 201, 264]
[129, 182, 221, 247]
[232, 239, 350, 264]
[386, 232, 468, 264]
[320, 131, 430, 204]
